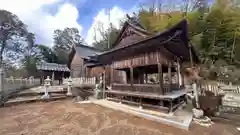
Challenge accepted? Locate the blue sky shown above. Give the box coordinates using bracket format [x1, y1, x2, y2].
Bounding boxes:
[76, 0, 140, 37]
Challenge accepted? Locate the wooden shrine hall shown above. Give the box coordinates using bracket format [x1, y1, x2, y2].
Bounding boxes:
[88, 18, 199, 112]
[36, 62, 70, 85]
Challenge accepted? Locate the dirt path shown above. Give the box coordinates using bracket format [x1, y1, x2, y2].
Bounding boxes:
[0, 100, 238, 135]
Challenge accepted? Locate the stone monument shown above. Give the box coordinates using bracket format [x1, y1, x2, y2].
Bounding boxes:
[41, 76, 51, 99]
[66, 77, 73, 96]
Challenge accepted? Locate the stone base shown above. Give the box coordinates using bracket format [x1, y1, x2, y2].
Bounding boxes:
[66, 92, 73, 96]
[41, 94, 50, 99]
[193, 116, 213, 127]
[192, 108, 204, 118]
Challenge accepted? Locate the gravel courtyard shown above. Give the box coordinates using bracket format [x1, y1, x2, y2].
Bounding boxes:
[0, 100, 239, 135]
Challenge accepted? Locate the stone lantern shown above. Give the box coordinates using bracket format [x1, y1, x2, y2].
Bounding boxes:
[41, 76, 51, 99]
[66, 77, 72, 96]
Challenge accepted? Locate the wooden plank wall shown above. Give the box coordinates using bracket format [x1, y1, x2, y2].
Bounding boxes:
[87, 67, 104, 77]
[112, 50, 170, 69]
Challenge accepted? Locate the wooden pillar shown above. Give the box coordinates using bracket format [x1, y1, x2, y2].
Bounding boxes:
[110, 65, 114, 86]
[169, 100, 173, 113]
[177, 59, 182, 88]
[189, 43, 194, 67]
[41, 71, 44, 85]
[144, 73, 148, 84]
[180, 63, 184, 88]
[139, 98, 143, 109]
[157, 51, 163, 94]
[140, 73, 144, 84]
[176, 64, 179, 89]
[158, 63, 163, 94]
[52, 71, 54, 85]
[168, 62, 172, 92]
[130, 66, 134, 86]
[103, 66, 106, 98]
[176, 66, 179, 88]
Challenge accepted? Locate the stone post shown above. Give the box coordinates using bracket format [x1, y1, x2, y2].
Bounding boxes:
[80, 77, 83, 85]
[229, 82, 232, 86]
[41, 76, 51, 99]
[94, 75, 103, 99]
[28, 76, 31, 85]
[193, 83, 200, 108]
[0, 68, 4, 105]
[25, 78, 27, 85]
[67, 77, 72, 96]
[93, 77, 96, 84]
[10, 76, 14, 85]
[31, 76, 34, 85]
[19, 77, 23, 85]
[192, 83, 204, 119]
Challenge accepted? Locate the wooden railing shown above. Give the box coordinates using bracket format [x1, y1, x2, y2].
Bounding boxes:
[112, 83, 180, 95]
[200, 83, 240, 95]
[63, 77, 96, 86]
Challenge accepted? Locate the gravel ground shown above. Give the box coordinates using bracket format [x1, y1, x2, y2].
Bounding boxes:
[0, 100, 239, 135]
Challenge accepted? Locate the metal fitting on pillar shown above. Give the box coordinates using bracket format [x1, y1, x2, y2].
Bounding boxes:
[67, 77, 72, 96]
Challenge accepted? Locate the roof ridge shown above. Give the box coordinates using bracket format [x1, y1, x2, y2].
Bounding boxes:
[127, 21, 152, 35]
[75, 43, 101, 52]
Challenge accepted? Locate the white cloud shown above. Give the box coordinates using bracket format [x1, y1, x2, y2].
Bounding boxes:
[0, 0, 82, 46]
[86, 6, 127, 45]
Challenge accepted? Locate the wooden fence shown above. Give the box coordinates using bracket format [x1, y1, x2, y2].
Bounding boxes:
[199, 83, 240, 96]
[1, 77, 41, 101]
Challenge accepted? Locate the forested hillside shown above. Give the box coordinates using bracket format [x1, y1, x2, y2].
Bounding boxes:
[93, 0, 240, 83]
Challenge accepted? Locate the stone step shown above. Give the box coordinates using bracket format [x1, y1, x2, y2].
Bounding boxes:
[212, 115, 240, 126]
[220, 106, 240, 114]
[3, 94, 73, 107]
[218, 112, 240, 122]
[11, 90, 67, 98]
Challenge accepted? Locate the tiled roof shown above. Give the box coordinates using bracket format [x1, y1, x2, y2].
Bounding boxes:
[36, 62, 70, 72]
[75, 44, 101, 58]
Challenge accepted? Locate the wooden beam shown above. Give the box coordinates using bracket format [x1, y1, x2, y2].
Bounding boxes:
[176, 60, 179, 88]
[180, 63, 184, 88]
[110, 64, 114, 86]
[177, 58, 182, 88]
[189, 43, 193, 67]
[168, 62, 172, 92]
[130, 66, 134, 87]
[157, 50, 163, 94]
[144, 73, 148, 84]
[52, 71, 54, 85]
[139, 98, 143, 109]
[103, 66, 106, 98]
[169, 99, 173, 113]
[158, 63, 163, 95]
[40, 71, 44, 85]
[106, 97, 169, 111]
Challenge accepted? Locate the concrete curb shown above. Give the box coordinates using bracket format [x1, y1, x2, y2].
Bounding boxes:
[3, 95, 73, 107]
[91, 100, 192, 130]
